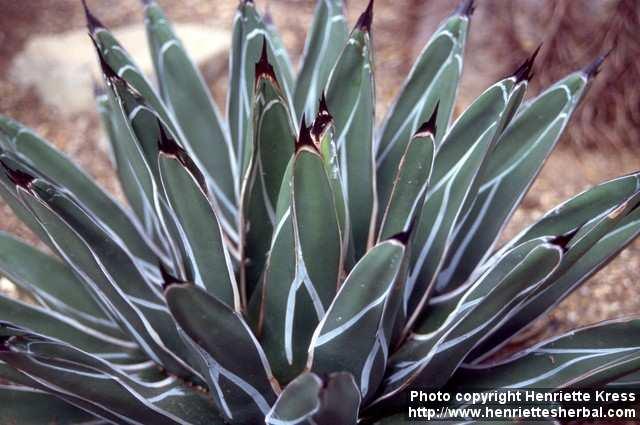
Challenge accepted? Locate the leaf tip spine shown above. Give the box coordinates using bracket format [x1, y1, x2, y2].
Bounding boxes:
[414, 101, 439, 137]
[512, 43, 542, 83]
[296, 113, 319, 153]
[455, 0, 475, 17]
[81, 0, 106, 34]
[356, 0, 374, 32]
[582, 45, 615, 79]
[255, 36, 278, 85]
[0, 159, 36, 190]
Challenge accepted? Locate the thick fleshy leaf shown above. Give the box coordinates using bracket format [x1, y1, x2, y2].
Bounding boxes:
[165, 283, 278, 424]
[240, 44, 296, 300]
[378, 125, 435, 241]
[0, 231, 116, 333]
[265, 372, 360, 425]
[403, 75, 528, 334]
[436, 71, 592, 294]
[375, 5, 470, 217]
[0, 385, 98, 424]
[12, 179, 198, 381]
[0, 294, 138, 363]
[227, 1, 295, 177]
[0, 116, 157, 266]
[294, 0, 349, 120]
[0, 323, 220, 425]
[144, 1, 238, 224]
[448, 318, 640, 390]
[158, 151, 240, 309]
[292, 146, 342, 310]
[370, 240, 563, 412]
[469, 185, 640, 363]
[95, 86, 165, 249]
[309, 238, 405, 401]
[325, 3, 376, 258]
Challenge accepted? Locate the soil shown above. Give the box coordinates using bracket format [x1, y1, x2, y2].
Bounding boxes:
[0, 0, 638, 369]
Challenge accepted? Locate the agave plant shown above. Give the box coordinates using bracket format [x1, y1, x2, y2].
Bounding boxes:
[0, 0, 638, 423]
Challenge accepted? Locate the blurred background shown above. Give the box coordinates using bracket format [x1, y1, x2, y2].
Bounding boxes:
[0, 0, 638, 345]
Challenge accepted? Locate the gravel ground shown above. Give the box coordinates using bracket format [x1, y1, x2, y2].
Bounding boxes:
[0, 0, 638, 353]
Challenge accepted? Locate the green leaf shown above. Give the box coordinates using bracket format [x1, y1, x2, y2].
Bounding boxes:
[325, 5, 376, 258]
[370, 240, 562, 411]
[227, 1, 295, 177]
[0, 231, 117, 333]
[144, 1, 238, 225]
[0, 294, 138, 363]
[292, 147, 342, 311]
[240, 45, 296, 300]
[294, 0, 349, 120]
[378, 125, 435, 241]
[0, 116, 157, 266]
[0, 385, 98, 424]
[165, 283, 278, 424]
[469, 184, 640, 363]
[158, 151, 240, 309]
[403, 75, 528, 335]
[436, 72, 591, 293]
[13, 180, 199, 381]
[266, 372, 360, 425]
[309, 238, 405, 401]
[0, 323, 220, 424]
[375, 7, 469, 217]
[448, 317, 640, 390]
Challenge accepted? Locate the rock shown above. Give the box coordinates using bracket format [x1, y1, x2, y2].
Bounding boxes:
[9, 23, 230, 115]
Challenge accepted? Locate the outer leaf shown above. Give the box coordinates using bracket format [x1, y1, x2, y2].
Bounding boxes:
[144, 1, 238, 223]
[0, 116, 157, 266]
[0, 294, 138, 363]
[470, 188, 640, 363]
[165, 283, 278, 424]
[309, 238, 405, 401]
[0, 385, 98, 424]
[448, 318, 640, 390]
[294, 0, 349, 119]
[0, 231, 116, 333]
[378, 125, 435, 241]
[369, 240, 563, 412]
[158, 150, 240, 309]
[403, 76, 526, 334]
[240, 45, 296, 300]
[436, 71, 592, 293]
[325, 4, 376, 258]
[375, 6, 469, 216]
[265, 372, 360, 425]
[0, 323, 220, 425]
[12, 179, 198, 381]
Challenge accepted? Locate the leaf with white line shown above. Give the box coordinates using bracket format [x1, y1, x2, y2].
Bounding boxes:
[325, 1, 376, 258]
[158, 145, 240, 309]
[448, 317, 640, 390]
[403, 73, 530, 336]
[436, 70, 592, 294]
[165, 283, 278, 424]
[0, 323, 221, 425]
[375, 4, 470, 217]
[144, 1, 238, 227]
[309, 238, 405, 402]
[240, 42, 296, 300]
[294, 0, 349, 120]
[369, 240, 562, 412]
[266, 372, 360, 425]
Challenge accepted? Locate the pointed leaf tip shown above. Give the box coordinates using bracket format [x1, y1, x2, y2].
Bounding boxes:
[388, 215, 418, 245]
[158, 125, 207, 191]
[0, 160, 35, 189]
[549, 227, 579, 252]
[296, 114, 318, 152]
[582, 46, 615, 79]
[415, 101, 439, 136]
[311, 93, 333, 139]
[81, 0, 106, 33]
[455, 0, 475, 16]
[159, 263, 187, 291]
[255, 37, 278, 83]
[512, 43, 542, 83]
[356, 0, 374, 31]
